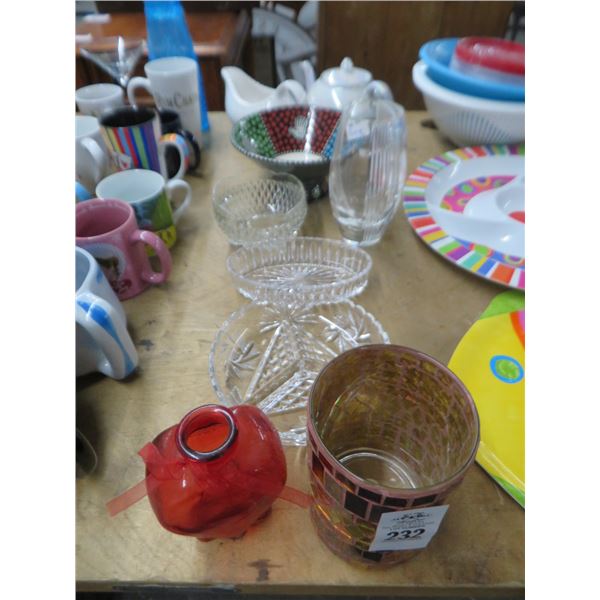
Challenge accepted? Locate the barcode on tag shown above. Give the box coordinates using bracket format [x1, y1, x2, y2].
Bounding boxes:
[369, 505, 449, 552]
[345, 119, 371, 142]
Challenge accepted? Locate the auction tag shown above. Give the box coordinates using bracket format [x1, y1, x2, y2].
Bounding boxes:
[345, 119, 371, 142]
[369, 505, 449, 552]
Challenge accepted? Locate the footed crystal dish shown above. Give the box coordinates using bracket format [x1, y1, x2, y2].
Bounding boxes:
[226, 237, 372, 307]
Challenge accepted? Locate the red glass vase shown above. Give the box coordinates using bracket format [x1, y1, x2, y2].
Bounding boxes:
[141, 404, 287, 540]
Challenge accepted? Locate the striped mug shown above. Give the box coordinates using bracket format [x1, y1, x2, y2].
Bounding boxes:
[99, 106, 189, 180]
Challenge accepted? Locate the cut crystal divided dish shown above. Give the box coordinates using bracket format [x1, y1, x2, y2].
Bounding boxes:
[209, 300, 390, 445]
[226, 237, 372, 306]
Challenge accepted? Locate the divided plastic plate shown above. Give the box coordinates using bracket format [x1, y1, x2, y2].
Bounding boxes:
[419, 38, 525, 102]
[403, 144, 525, 290]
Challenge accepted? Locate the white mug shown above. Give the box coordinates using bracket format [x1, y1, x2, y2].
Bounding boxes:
[76, 83, 125, 118]
[96, 169, 192, 249]
[76, 247, 138, 379]
[127, 57, 202, 141]
[76, 115, 111, 192]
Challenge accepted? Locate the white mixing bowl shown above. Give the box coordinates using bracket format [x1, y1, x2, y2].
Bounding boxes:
[412, 60, 524, 146]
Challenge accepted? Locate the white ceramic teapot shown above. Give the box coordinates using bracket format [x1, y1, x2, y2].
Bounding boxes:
[221, 66, 307, 122]
[306, 57, 373, 111]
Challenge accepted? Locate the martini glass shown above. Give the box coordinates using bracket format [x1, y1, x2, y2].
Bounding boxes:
[79, 36, 146, 89]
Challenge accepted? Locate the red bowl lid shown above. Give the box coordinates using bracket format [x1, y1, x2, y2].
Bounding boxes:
[455, 37, 525, 75]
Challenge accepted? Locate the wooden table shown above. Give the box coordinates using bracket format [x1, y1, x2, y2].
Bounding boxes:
[76, 11, 251, 110]
[76, 112, 525, 598]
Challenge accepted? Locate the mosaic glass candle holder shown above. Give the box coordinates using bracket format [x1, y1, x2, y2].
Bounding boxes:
[307, 344, 480, 565]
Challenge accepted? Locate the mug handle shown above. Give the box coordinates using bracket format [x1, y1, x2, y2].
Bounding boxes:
[159, 133, 189, 180]
[76, 292, 138, 379]
[130, 229, 172, 284]
[127, 76, 153, 108]
[79, 137, 108, 185]
[165, 179, 192, 224]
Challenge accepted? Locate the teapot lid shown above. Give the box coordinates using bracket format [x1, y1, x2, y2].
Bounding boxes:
[322, 57, 372, 88]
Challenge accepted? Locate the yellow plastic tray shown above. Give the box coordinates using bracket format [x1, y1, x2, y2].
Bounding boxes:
[448, 291, 524, 507]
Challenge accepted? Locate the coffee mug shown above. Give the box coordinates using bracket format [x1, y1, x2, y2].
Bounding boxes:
[76, 83, 125, 118]
[76, 115, 111, 192]
[76, 246, 138, 379]
[99, 106, 188, 180]
[76, 198, 172, 300]
[96, 169, 192, 249]
[159, 109, 201, 176]
[127, 57, 202, 141]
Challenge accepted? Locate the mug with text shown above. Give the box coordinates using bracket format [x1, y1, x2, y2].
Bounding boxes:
[96, 169, 192, 249]
[99, 106, 189, 180]
[76, 198, 172, 300]
[76, 246, 138, 379]
[127, 57, 202, 142]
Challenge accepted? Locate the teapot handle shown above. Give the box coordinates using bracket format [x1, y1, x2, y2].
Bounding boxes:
[364, 80, 394, 101]
[299, 59, 316, 89]
[272, 80, 307, 105]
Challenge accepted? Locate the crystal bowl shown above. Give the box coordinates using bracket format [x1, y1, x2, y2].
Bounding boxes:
[230, 106, 341, 199]
[226, 237, 372, 306]
[213, 171, 307, 246]
[208, 300, 390, 446]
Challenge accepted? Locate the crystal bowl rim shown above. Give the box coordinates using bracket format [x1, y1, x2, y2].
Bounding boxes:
[212, 170, 307, 221]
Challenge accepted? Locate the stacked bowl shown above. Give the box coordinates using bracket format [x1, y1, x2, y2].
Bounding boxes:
[413, 37, 525, 146]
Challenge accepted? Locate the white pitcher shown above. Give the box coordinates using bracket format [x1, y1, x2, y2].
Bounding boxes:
[221, 66, 306, 122]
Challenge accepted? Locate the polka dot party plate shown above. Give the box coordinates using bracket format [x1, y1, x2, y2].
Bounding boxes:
[403, 144, 525, 289]
[231, 105, 341, 199]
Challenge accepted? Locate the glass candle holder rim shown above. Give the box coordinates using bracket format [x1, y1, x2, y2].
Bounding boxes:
[307, 343, 481, 496]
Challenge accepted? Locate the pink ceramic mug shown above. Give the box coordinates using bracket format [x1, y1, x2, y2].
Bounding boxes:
[76, 198, 172, 300]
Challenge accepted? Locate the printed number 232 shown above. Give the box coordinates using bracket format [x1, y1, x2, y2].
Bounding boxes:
[386, 528, 425, 540]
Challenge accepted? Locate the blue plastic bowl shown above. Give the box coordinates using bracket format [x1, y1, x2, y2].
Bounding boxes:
[419, 38, 525, 102]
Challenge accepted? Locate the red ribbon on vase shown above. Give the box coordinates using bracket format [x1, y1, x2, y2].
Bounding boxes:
[106, 442, 312, 517]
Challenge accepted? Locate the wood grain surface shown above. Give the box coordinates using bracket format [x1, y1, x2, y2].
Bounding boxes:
[75, 11, 251, 110]
[76, 112, 524, 598]
[317, 1, 515, 110]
